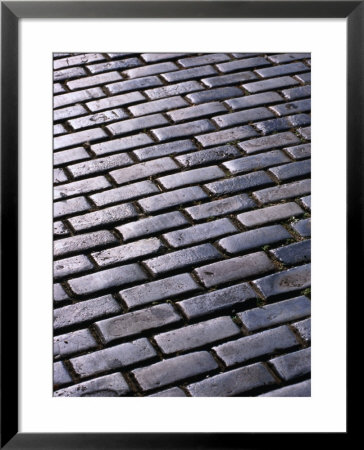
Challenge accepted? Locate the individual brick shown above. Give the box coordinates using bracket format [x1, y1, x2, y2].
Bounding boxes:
[297, 126, 311, 140]
[194, 251, 274, 288]
[54, 66, 87, 82]
[54, 53, 105, 70]
[144, 81, 202, 100]
[231, 53, 260, 58]
[106, 75, 163, 95]
[238, 131, 300, 154]
[95, 304, 181, 344]
[283, 143, 311, 160]
[107, 113, 168, 136]
[281, 85, 311, 100]
[54, 127, 107, 150]
[54, 104, 88, 122]
[86, 91, 145, 112]
[53, 362, 72, 387]
[176, 144, 240, 168]
[177, 282, 257, 320]
[53, 295, 121, 330]
[54, 197, 91, 219]
[201, 71, 257, 88]
[295, 72, 311, 84]
[270, 240, 311, 265]
[214, 325, 298, 366]
[54, 221, 69, 237]
[68, 109, 128, 130]
[67, 71, 122, 90]
[254, 117, 291, 135]
[205, 171, 274, 196]
[291, 218, 311, 237]
[259, 379, 311, 397]
[255, 62, 308, 78]
[138, 186, 208, 213]
[212, 107, 274, 128]
[142, 53, 188, 63]
[252, 264, 311, 299]
[270, 99, 311, 117]
[225, 91, 283, 111]
[87, 57, 142, 74]
[163, 218, 237, 248]
[185, 194, 256, 221]
[67, 153, 133, 179]
[123, 61, 178, 78]
[144, 244, 222, 276]
[149, 387, 187, 397]
[54, 283, 70, 303]
[54, 230, 117, 257]
[54, 147, 90, 167]
[54, 254, 93, 280]
[117, 211, 188, 242]
[187, 362, 275, 397]
[54, 168, 68, 184]
[196, 125, 258, 147]
[92, 238, 164, 267]
[268, 53, 310, 64]
[158, 166, 224, 190]
[237, 202, 304, 227]
[219, 224, 291, 254]
[131, 351, 218, 391]
[54, 328, 97, 359]
[288, 113, 310, 129]
[128, 96, 188, 117]
[110, 157, 178, 185]
[151, 119, 215, 142]
[54, 83, 66, 94]
[223, 150, 290, 174]
[268, 159, 311, 182]
[70, 338, 157, 379]
[167, 102, 227, 123]
[238, 295, 311, 332]
[292, 318, 311, 343]
[133, 139, 197, 161]
[54, 87, 105, 108]
[216, 56, 270, 73]
[178, 53, 230, 67]
[243, 76, 299, 93]
[253, 179, 311, 204]
[68, 203, 138, 232]
[120, 273, 200, 309]
[90, 180, 159, 207]
[300, 195, 311, 210]
[67, 264, 147, 296]
[91, 133, 153, 156]
[186, 86, 243, 104]
[269, 347, 311, 381]
[155, 316, 240, 355]
[162, 65, 217, 83]
[54, 373, 130, 397]
[54, 176, 110, 200]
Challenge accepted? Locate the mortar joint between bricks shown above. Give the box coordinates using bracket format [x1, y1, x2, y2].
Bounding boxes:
[287, 323, 309, 349]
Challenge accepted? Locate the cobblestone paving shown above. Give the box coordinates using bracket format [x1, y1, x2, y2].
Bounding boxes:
[53, 52, 311, 397]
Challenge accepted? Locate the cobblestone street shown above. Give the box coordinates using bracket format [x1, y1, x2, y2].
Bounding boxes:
[53, 52, 311, 397]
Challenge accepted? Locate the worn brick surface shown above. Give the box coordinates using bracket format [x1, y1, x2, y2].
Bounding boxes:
[214, 325, 298, 366]
[132, 351, 218, 391]
[53, 52, 311, 397]
[95, 304, 181, 344]
[239, 296, 311, 332]
[120, 273, 200, 309]
[154, 316, 240, 355]
[194, 251, 274, 288]
[187, 362, 275, 396]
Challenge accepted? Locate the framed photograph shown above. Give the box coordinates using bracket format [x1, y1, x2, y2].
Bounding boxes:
[1, 1, 355, 448]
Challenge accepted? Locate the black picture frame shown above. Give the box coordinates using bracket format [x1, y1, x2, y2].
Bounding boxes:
[1, 1, 355, 448]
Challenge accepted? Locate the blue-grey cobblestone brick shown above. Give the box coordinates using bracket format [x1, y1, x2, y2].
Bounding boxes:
[253, 264, 311, 299]
[223, 150, 290, 175]
[269, 347, 311, 381]
[54, 373, 130, 397]
[225, 91, 283, 111]
[270, 240, 311, 265]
